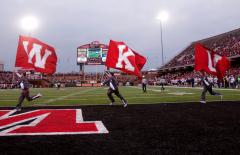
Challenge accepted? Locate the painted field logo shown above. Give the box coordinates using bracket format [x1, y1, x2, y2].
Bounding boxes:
[0, 109, 108, 136]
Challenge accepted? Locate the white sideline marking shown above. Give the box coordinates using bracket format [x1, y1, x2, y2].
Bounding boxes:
[151, 86, 240, 91]
[133, 99, 238, 105]
[132, 85, 240, 92]
[46, 96, 186, 101]
[130, 86, 170, 92]
[168, 92, 194, 95]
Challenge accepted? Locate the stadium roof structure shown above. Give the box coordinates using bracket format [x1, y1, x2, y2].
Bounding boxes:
[147, 68, 158, 72]
[160, 28, 240, 71]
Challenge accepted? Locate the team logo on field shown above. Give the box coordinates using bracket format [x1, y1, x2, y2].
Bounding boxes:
[0, 109, 108, 136]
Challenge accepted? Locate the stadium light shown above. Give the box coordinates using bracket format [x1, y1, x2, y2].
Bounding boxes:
[156, 11, 169, 65]
[20, 15, 39, 35]
[156, 11, 169, 22]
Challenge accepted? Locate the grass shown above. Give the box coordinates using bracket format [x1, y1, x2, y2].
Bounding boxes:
[0, 86, 239, 107]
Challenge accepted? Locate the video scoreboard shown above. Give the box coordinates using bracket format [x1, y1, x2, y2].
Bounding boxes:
[77, 41, 108, 65]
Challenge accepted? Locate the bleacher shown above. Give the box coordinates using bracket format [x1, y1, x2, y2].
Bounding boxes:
[161, 28, 240, 70]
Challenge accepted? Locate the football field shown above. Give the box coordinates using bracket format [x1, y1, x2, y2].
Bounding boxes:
[0, 86, 239, 107]
[0, 86, 240, 154]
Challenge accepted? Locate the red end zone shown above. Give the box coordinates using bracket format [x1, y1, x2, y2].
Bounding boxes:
[0, 109, 108, 136]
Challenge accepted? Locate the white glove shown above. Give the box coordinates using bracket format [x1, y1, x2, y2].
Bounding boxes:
[20, 82, 24, 89]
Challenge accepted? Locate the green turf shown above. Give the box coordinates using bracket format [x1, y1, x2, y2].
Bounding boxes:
[0, 86, 239, 107]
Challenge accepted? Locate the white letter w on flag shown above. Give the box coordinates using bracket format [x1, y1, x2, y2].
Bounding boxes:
[23, 41, 52, 69]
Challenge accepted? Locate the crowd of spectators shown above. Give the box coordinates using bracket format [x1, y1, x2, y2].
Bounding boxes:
[155, 67, 240, 89]
[0, 71, 15, 89]
[0, 71, 141, 89]
[0, 67, 239, 89]
[163, 28, 240, 69]
[49, 72, 139, 87]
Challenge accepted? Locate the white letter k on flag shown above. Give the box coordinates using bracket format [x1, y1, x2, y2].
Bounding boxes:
[116, 45, 135, 71]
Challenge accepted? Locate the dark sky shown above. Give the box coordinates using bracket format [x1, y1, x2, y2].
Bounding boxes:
[1, 0, 240, 72]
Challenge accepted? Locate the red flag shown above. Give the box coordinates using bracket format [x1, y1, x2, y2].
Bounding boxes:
[194, 43, 230, 79]
[105, 40, 146, 78]
[15, 36, 57, 74]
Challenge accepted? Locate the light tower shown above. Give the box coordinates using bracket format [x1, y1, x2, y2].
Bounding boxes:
[156, 11, 169, 66]
[20, 15, 39, 36]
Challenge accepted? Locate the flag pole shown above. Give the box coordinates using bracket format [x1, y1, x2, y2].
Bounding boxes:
[12, 68, 15, 84]
[83, 63, 85, 81]
[100, 66, 108, 83]
[95, 65, 97, 81]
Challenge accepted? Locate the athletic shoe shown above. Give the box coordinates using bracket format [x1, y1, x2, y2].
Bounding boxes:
[122, 100, 127, 107]
[200, 100, 206, 104]
[16, 107, 21, 112]
[123, 101, 128, 107]
[32, 93, 42, 100]
[37, 93, 42, 97]
[109, 102, 114, 106]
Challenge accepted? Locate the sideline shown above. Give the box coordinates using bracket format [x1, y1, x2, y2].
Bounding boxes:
[150, 86, 240, 91]
[0, 100, 239, 108]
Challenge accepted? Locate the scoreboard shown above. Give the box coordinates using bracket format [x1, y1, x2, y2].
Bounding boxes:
[77, 41, 108, 65]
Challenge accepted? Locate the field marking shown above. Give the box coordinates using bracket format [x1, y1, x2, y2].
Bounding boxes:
[129, 86, 170, 92]
[0, 87, 239, 106]
[0, 94, 236, 103]
[7, 100, 240, 107]
[138, 86, 240, 93]
[0, 109, 109, 136]
[167, 92, 195, 95]
[44, 88, 100, 104]
[130, 100, 240, 105]
[42, 95, 196, 101]
[0, 99, 239, 107]
[151, 86, 240, 91]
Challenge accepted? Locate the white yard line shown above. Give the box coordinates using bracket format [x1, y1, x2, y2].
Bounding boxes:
[132, 100, 240, 105]
[130, 85, 240, 92]
[44, 88, 100, 104]
[129, 86, 169, 92]
[130, 85, 240, 94]
[150, 86, 240, 91]
[44, 96, 186, 101]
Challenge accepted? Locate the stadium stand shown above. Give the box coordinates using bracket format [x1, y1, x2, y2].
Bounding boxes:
[0, 68, 239, 89]
[156, 28, 240, 88]
[161, 28, 240, 70]
[0, 71, 140, 88]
